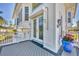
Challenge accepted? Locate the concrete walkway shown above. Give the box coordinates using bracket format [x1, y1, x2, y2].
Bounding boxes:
[0, 41, 53, 56]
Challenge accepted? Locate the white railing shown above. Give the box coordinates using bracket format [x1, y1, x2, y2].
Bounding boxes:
[0, 33, 14, 46]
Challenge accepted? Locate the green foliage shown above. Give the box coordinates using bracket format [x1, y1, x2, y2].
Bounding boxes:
[13, 29, 17, 32]
[0, 16, 5, 24]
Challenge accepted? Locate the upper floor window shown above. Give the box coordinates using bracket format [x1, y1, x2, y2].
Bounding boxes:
[67, 11, 71, 23]
[39, 16, 43, 40]
[32, 3, 41, 11]
[19, 9, 22, 22]
[77, 21, 79, 27]
[17, 9, 22, 25]
[25, 7, 29, 21]
[17, 17, 19, 25]
[33, 19, 37, 37]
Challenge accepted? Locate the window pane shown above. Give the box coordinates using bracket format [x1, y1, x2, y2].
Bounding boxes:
[39, 16, 43, 40]
[25, 7, 29, 21]
[68, 12, 71, 17]
[68, 12, 71, 23]
[17, 9, 22, 25]
[33, 20, 36, 37]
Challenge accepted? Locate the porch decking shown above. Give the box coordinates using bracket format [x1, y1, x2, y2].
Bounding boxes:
[0, 41, 54, 56]
[0, 40, 79, 56]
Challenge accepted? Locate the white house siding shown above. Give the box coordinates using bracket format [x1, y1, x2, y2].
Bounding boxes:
[43, 3, 58, 53]
[12, 4, 31, 43]
[30, 4, 44, 44]
[55, 4, 66, 52]
[12, 3, 67, 53]
[32, 3, 67, 53]
[30, 3, 66, 53]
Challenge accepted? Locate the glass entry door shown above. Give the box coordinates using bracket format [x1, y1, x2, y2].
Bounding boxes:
[33, 19, 36, 38]
[33, 15, 43, 44]
[39, 16, 43, 40]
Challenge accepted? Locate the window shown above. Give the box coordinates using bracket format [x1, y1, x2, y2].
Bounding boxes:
[33, 20, 36, 37]
[19, 9, 22, 22]
[39, 16, 43, 40]
[25, 7, 29, 21]
[77, 21, 79, 27]
[68, 12, 71, 23]
[17, 9, 22, 25]
[17, 18, 19, 25]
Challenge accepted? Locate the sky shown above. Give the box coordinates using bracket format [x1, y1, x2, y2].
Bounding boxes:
[0, 3, 15, 25]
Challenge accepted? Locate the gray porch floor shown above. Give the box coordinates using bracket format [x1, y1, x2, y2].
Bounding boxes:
[0, 40, 79, 56]
[0, 41, 53, 56]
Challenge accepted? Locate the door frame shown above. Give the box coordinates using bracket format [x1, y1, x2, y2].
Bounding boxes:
[33, 15, 44, 44]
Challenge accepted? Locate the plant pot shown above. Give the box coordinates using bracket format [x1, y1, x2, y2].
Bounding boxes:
[62, 40, 74, 53]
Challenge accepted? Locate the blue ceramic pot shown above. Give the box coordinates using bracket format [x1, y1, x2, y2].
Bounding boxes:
[62, 40, 74, 53]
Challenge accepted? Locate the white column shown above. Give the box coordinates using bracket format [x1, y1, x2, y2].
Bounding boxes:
[22, 5, 25, 22]
[36, 18, 39, 39]
[43, 3, 58, 53]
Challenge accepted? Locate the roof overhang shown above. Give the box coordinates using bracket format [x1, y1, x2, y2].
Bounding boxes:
[12, 3, 22, 19]
[30, 9, 43, 19]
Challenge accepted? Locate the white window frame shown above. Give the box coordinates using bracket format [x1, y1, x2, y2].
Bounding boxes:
[67, 10, 72, 27]
[25, 6, 29, 21]
[32, 15, 44, 44]
[67, 10, 72, 23]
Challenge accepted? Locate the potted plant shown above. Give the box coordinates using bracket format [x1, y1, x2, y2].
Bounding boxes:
[62, 34, 74, 53]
